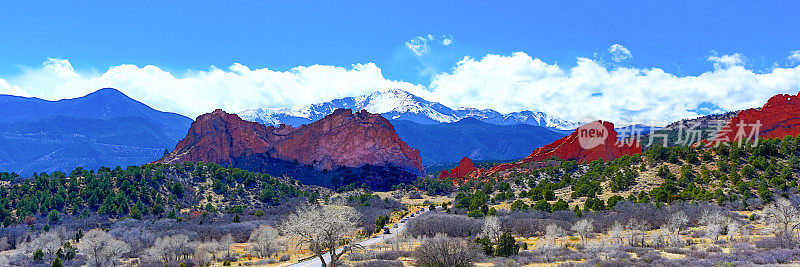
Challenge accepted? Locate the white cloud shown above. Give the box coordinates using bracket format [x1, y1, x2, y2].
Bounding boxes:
[3, 58, 425, 118]
[0, 77, 26, 96]
[4, 50, 800, 125]
[442, 38, 453, 46]
[608, 44, 632, 62]
[707, 53, 745, 69]
[427, 52, 800, 125]
[789, 50, 800, 63]
[405, 34, 453, 56]
[405, 36, 431, 56]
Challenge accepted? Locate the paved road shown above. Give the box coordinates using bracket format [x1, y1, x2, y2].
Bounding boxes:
[289, 208, 428, 267]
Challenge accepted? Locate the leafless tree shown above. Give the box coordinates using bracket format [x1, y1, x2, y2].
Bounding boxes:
[220, 234, 234, 257]
[248, 225, 281, 258]
[141, 234, 192, 264]
[649, 228, 668, 248]
[540, 224, 565, 261]
[25, 231, 62, 262]
[727, 220, 743, 242]
[665, 211, 688, 246]
[626, 218, 649, 247]
[413, 234, 481, 267]
[193, 241, 219, 266]
[762, 198, 800, 238]
[111, 226, 156, 256]
[699, 209, 727, 242]
[404, 213, 482, 238]
[77, 229, 130, 267]
[666, 211, 689, 234]
[607, 221, 624, 246]
[280, 204, 362, 267]
[481, 216, 502, 243]
[571, 218, 594, 245]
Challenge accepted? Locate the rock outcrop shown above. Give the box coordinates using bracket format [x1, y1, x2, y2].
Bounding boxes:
[272, 109, 424, 172]
[160, 109, 282, 165]
[159, 109, 424, 189]
[439, 157, 480, 180]
[708, 92, 800, 145]
[485, 121, 642, 174]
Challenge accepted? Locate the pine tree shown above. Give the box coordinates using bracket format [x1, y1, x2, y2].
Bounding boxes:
[494, 232, 520, 257]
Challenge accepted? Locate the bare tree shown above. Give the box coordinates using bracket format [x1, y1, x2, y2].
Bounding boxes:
[140, 234, 192, 264]
[699, 209, 727, 242]
[26, 231, 62, 262]
[405, 213, 482, 238]
[665, 211, 688, 246]
[414, 234, 482, 267]
[626, 218, 649, 247]
[249, 225, 281, 258]
[77, 229, 130, 267]
[220, 234, 234, 258]
[666, 211, 689, 234]
[193, 241, 219, 266]
[481, 216, 502, 243]
[727, 220, 743, 242]
[280, 205, 362, 267]
[571, 218, 594, 245]
[762, 198, 800, 238]
[607, 221, 624, 246]
[649, 228, 668, 248]
[540, 224, 565, 261]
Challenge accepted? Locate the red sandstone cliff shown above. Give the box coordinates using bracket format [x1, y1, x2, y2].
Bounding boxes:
[159, 109, 283, 165]
[272, 109, 424, 172]
[708, 92, 800, 145]
[485, 120, 642, 174]
[158, 109, 424, 177]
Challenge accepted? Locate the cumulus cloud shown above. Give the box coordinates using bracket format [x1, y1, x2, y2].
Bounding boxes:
[789, 50, 800, 63]
[4, 50, 800, 125]
[0, 78, 27, 96]
[608, 44, 632, 62]
[3, 58, 425, 118]
[427, 52, 800, 125]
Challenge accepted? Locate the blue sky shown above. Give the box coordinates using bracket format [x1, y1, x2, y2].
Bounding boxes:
[1, 1, 800, 124]
[2, 1, 798, 81]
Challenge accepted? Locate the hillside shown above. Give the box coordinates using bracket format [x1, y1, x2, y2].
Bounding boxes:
[447, 133, 799, 217]
[640, 111, 737, 148]
[0, 88, 192, 176]
[391, 118, 567, 164]
[0, 162, 316, 227]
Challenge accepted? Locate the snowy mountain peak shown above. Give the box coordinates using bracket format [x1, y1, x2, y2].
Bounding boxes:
[237, 89, 578, 130]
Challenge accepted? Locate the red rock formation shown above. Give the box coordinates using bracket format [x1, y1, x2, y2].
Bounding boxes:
[439, 157, 480, 179]
[483, 120, 642, 174]
[272, 109, 424, 172]
[158, 109, 425, 182]
[707, 92, 800, 145]
[159, 109, 283, 165]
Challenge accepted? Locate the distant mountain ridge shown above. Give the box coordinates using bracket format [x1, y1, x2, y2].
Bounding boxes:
[0, 88, 193, 175]
[237, 89, 580, 130]
[390, 118, 567, 164]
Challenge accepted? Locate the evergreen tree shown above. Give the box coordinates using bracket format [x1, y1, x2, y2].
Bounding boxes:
[494, 232, 520, 257]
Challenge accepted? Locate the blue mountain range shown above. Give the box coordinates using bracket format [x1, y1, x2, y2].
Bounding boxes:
[0, 88, 193, 176]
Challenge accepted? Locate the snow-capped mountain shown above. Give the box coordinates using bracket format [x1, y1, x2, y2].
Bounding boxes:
[237, 89, 579, 130]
